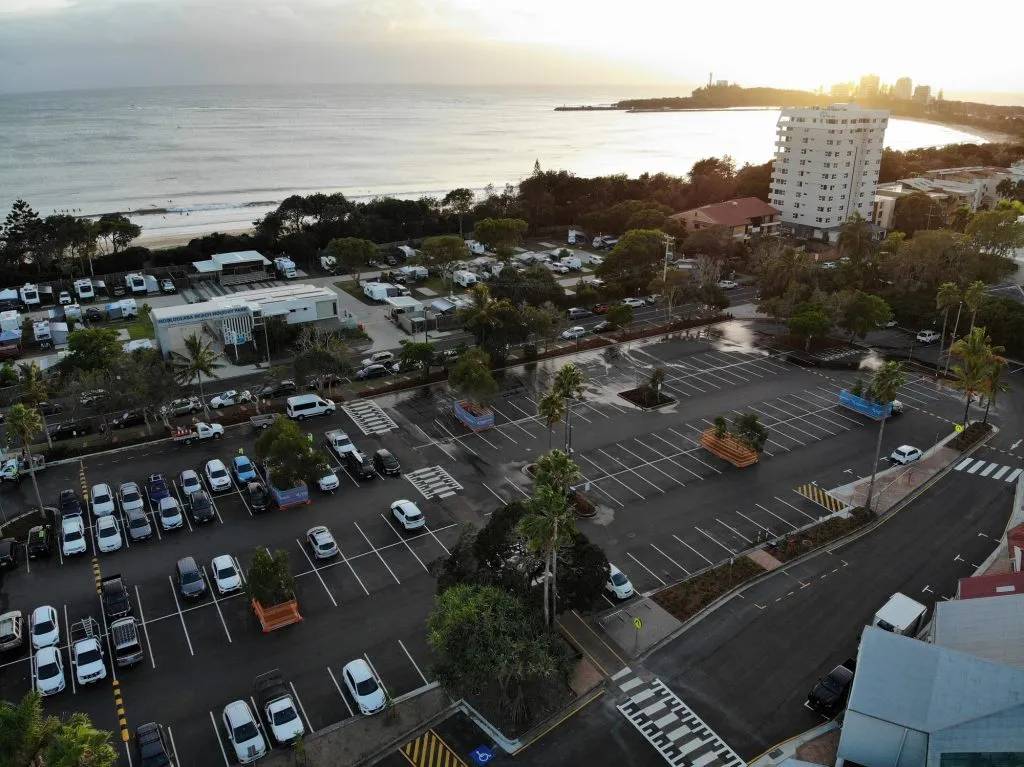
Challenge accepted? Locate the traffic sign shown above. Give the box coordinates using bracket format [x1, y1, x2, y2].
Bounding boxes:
[470, 745, 495, 765]
[954, 423, 964, 433]
[633, 617, 643, 630]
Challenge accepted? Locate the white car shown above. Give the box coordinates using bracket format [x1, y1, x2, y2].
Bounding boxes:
[306, 526, 339, 559]
[73, 636, 107, 685]
[606, 564, 635, 600]
[915, 329, 940, 344]
[91, 483, 116, 517]
[361, 351, 395, 367]
[34, 646, 66, 696]
[204, 459, 232, 492]
[391, 499, 425, 531]
[211, 555, 243, 594]
[622, 297, 645, 308]
[118, 481, 144, 514]
[560, 326, 586, 340]
[58, 290, 72, 305]
[30, 605, 60, 650]
[587, 255, 604, 266]
[158, 496, 184, 530]
[265, 694, 304, 745]
[209, 390, 252, 409]
[890, 445, 923, 465]
[179, 469, 203, 497]
[61, 516, 87, 557]
[717, 279, 739, 290]
[342, 659, 385, 715]
[96, 515, 123, 553]
[548, 262, 569, 274]
[318, 471, 340, 492]
[222, 700, 267, 765]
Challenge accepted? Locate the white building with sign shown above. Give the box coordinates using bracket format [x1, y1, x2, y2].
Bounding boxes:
[150, 283, 345, 358]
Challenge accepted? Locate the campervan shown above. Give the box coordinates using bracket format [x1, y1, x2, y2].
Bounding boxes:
[568, 228, 586, 245]
[466, 240, 487, 256]
[74, 279, 95, 301]
[19, 284, 40, 308]
[399, 265, 429, 281]
[363, 282, 397, 302]
[124, 273, 147, 295]
[454, 270, 478, 288]
[274, 256, 297, 279]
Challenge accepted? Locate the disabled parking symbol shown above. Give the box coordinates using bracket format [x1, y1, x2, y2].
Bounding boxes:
[470, 745, 494, 765]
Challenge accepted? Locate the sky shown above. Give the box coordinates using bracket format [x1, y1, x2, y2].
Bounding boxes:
[1, 0, 1022, 98]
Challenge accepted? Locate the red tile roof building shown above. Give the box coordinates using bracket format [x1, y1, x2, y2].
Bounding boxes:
[671, 197, 781, 240]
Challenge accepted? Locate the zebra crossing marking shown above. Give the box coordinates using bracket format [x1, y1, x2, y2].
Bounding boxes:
[341, 400, 398, 435]
[955, 459, 1022, 482]
[404, 466, 463, 500]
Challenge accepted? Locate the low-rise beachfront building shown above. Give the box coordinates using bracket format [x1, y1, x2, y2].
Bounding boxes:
[150, 283, 349, 359]
[670, 197, 781, 240]
[191, 251, 273, 287]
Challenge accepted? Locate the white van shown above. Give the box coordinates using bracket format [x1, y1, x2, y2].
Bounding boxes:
[286, 394, 337, 420]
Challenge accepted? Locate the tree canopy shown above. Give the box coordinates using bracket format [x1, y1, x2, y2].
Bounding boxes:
[253, 416, 332, 489]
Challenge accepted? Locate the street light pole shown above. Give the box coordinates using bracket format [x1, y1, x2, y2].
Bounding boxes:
[943, 302, 964, 375]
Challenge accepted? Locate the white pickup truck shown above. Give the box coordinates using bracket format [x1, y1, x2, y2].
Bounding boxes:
[326, 429, 358, 461]
[170, 422, 225, 446]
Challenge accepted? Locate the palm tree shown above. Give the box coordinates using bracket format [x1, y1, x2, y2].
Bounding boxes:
[17, 361, 53, 449]
[935, 282, 960, 367]
[537, 391, 565, 450]
[518, 483, 577, 627]
[172, 332, 224, 419]
[864, 362, 907, 512]
[553, 363, 586, 453]
[963, 280, 986, 332]
[457, 284, 497, 345]
[979, 356, 1009, 424]
[5, 404, 46, 518]
[533, 449, 582, 495]
[949, 327, 1003, 426]
[836, 213, 874, 267]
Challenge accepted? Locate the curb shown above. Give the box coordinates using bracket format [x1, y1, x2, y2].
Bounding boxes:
[637, 428, 998, 662]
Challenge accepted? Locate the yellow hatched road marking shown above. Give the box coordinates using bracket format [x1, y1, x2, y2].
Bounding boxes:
[400, 728, 468, 767]
[795, 483, 845, 513]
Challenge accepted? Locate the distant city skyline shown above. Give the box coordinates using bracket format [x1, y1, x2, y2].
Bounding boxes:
[1, 0, 1022, 101]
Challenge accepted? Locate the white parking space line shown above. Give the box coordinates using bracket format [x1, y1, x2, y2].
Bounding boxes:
[481, 482, 506, 504]
[757, 401, 837, 437]
[421, 525, 452, 556]
[144, 497, 164, 541]
[230, 479, 254, 517]
[575, 453, 645, 500]
[336, 544, 371, 596]
[433, 418, 484, 454]
[327, 666, 355, 718]
[696, 526, 735, 555]
[399, 639, 430, 686]
[665, 429, 722, 473]
[134, 585, 157, 669]
[776, 396, 850, 430]
[642, 434, 706, 479]
[363, 654, 388, 695]
[735, 510, 771, 534]
[490, 405, 536, 438]
[715, 518, 752, 544]
[504, 398, 540, 423]
[705, 351, 762, 377]
[63, 604, 76, 695]
[617, 443, 686, 487]
[167, 727, 181, 767]
[289, 681, 315, 734]
[598, 448, 664, 494]
[203, 567, 234, 642]
[379, 514, 428, 572]
[293, 539, 339, 607]
[660, 374, 707, 396]
[744, 406, 812, 443]
[413, 423, 457, 461]
[627, 552, 667, 585]
[650, 543, 689, 573]
[353, 522, 401, 584]
[775, 495, 818, 522]
[208, 711, 232, 767]
[755, 503, 799, 531]
[673, 534, 714, 566]
[167, 577, 195, 656]
[248, 695, 272, 750]
[789, 392, 863, 426]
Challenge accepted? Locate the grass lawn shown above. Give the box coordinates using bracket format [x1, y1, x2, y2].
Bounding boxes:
[335, 281, 378, 306]
[124, 319, 156, 340]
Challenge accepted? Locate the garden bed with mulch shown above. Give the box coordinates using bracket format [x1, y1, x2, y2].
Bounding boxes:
[652, 557, 765, 622]
[771, 507, 874, 562]
[618, 387, 675, 410]
[461, 672, 576, 739]
[949, 421, 993, 451]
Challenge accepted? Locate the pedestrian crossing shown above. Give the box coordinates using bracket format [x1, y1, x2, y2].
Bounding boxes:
[404, 466, 463, 500]
[611, 667, 744, 767]
[341, 400, 398, 435]
[954, 457, 1022, 483]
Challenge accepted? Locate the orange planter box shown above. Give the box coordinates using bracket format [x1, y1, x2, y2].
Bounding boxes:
[252, 599, 302, 632]
[700, 429, 759, 468]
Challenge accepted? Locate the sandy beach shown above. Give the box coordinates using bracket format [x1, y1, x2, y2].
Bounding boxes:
[894, 116, 1018, 145]
[135, 225, 256, 250]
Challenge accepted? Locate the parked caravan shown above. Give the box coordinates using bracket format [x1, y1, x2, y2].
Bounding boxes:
[124, 273, 147, 295]
[466, 240, 487, 255]
[274, 256, 297, 279]
[363, 282, 399, 302]
[568, 228, 586, 245]
[19, 284, 40, 308]
[453, 270, 478, 288]
[74, 279, 95, 301]
[399, 265, 429, 281]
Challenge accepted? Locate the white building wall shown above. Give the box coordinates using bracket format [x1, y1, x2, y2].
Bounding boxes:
[770, 104, 889, 236]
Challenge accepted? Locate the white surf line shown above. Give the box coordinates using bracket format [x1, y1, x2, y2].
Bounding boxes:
[672, 534, 714, 566]
[626, 552, 668, 585]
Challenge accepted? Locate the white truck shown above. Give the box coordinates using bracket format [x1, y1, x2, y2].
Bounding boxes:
[326, 429, 358, 461]
[872, 592, 927, 636]
[274, 256, 297, 279]
[254, 670, 305, 745]
[71, 618, 107, 686]
[170, 422, 225, 445]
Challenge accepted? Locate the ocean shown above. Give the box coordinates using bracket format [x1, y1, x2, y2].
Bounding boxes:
[0, 84, 990, 243]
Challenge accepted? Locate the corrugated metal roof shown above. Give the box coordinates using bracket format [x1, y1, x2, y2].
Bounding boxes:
[849, 627, 1024, 733]
[934, 593, 1024, 669]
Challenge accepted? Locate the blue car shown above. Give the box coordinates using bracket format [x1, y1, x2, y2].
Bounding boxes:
[146, 474, 170, 503]
[232, 456, 257, 483]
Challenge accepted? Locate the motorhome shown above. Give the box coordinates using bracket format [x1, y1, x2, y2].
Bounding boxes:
[399, 265, 429, 281]
[363, 282, 399, 302]
[124, 273, 147, 295]
[32, 320, 52, 348]
[466, 240, 487, 255]
[274, 256, 297, 279]
[74, 279, 95, 301]
[19, 284, 40, 308]
[454, 270, 478, 288]
[568, 228, 586, 245]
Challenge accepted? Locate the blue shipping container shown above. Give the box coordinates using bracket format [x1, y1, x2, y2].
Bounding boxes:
[839, 390, 892, 421]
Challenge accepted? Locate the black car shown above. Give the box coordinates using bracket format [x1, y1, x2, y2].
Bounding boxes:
[343, 451, 376, 480]
[47, 420, 92, 441]
[57, 489, 83, 518]
[245, 481, 271, 513]
[373, 449, 401, 476]
[85, 307, 104, 322]
[111, 410, 145, 429]
[0, 538, 18, 570]
[306, 373, 345, 390]
[356, 364, 389, 380]
[188, 491, 216, 523]
[593, 320, 616, 334]
[37, 401, 63, 416]
[259, 380, 297, 399]
[135, 722, 173, 767]
[26, 525, 53, 559]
